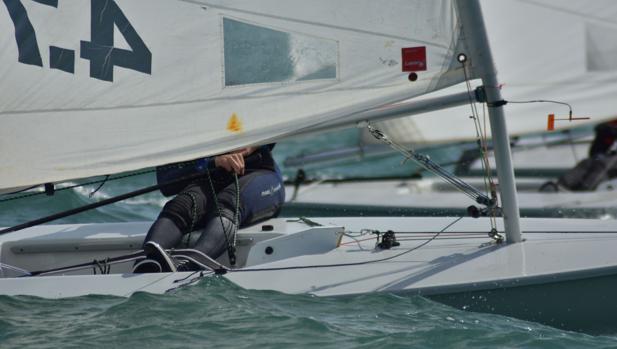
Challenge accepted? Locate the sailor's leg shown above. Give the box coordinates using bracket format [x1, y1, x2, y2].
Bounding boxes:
[193, 212, 235, 260]
[143, 216, 183, 249]
[143, 182, 211, 249]
[193, 170, 285, 259]
[236, 169, 285, 228]
[192, 178, 242, 259]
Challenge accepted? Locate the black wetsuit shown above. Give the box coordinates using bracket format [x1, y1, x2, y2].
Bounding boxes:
[555, 121, 617, 191]
[143, 144, 285, 260]
[589, 121, 617, 158]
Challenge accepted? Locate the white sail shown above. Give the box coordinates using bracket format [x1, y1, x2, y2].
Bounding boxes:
[0, 0, 467, 190]
[364, 0, 617, 145]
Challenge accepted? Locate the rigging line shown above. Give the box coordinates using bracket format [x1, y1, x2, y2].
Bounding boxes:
[0, 169, 153, 202]
[480, 100, 495, 193]
[0, 263, 32, 277]
[469, 100, 497, 228]
[482, 103, 495, 186]
[340, 229, 379, 248]
[461, 64, 498, 232]
[478, 105, 498, 231]
[0, 157, 208, 203]
[369, 231, 490, 236]
[367, 124, 493, 205]
[89, 175, 109, 198]
[482, 103, 498, 230]
[340, 236, 373, 248]
[0, 185, 39, 197]
[28, 217, 493, 278]
[179, 191, 199, 247]
[466, 95, 490, 194]
[0, 170, 211, 236]
[173, 270, 204, 283]
[28, 251, 145, 277]
[396, 236, 490, 242]
[461, 68, 494, 186]
[506, 100, 573, 115]
[227, 216, 466, 273]
[233, 174, 240, 251]
[35, 257, 141, 277]
[205, 169, 240, 265]
[461, 62, 492, 197]
[339, 233, 488, 246]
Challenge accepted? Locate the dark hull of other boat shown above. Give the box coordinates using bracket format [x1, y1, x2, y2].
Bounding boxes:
[428, 269, 617, 334]
[281, 202, 616, 219]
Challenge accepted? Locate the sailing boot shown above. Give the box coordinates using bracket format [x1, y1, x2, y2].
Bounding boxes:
[133, 216, 184, 273]
[143, 241, 177, 273]
[132, 259, 163, 273]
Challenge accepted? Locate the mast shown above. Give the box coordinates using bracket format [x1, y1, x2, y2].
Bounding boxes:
[455, 0, 522, 242]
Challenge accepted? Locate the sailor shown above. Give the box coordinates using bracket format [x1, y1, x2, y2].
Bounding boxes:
[542, 120, 617, 192]
[589, 120, 617, 158]
[133, 144, 285, 273]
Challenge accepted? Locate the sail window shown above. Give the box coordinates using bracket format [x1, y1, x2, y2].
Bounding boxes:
[223, 18, 338, 86]
[586, 23, 617, 72]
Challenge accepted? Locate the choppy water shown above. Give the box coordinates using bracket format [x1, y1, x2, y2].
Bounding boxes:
[2, 280, 617, 349]
[2, 129, 617, 347]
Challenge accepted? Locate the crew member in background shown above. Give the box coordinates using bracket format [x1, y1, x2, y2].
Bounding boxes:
[589, 120, 617, 158]
[549, 120, 617, 192]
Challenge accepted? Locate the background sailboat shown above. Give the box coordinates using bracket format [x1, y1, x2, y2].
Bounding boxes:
[1, 0, 617, 334]
[284, 0, 617, 215]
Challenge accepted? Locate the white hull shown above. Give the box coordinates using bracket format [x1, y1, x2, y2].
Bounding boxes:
[2, 217, 617, 332]
[468, 136, 590, 174]
[285, 178, 617, 214]
[284, 136, 614, 214]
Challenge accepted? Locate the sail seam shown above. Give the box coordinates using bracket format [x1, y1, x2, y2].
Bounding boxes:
[182, 0, 451, 49]
[0, 85, 416, 116]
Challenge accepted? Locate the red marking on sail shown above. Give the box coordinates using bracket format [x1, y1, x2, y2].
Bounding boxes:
[402, 47, 427, 72]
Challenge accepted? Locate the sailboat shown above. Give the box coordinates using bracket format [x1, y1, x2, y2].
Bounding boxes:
[1, 0, 617, 333]
[284, 0, 617, 216]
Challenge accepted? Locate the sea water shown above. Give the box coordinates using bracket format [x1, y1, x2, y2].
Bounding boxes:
[1, 130, 617, 348]
[1, 279, 617, 348]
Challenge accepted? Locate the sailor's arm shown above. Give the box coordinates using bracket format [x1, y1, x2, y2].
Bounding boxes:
[214, 147, 257, 175]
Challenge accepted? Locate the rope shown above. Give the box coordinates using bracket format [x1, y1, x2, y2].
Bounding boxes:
[507, 99, 573, 115]
[462, 62, 495, 197]
[0, 169, 155, 203]
[177, 191, 199, 247]
[366, 124, 494, 207]
[232, 174, 240, 254]
[0, 185, 39, 197]
[461, 61, 499, 233]
[22, 215, 503, 277]
[205, 170, 241, 266]
[89, 175, 110, 198]
[0, 158, 209, 203]
[228, 216, 466, 273]
[30, 251, 145, 277]
[0, 262, 32, 276]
